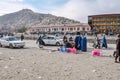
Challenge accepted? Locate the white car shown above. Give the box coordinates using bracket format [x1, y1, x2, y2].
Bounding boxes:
[42, 35, 63, 46]
[0, 36, 25, 48]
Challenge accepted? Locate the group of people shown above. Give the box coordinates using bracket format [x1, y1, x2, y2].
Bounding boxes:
[93, 34, 108, 49]
[63, 32, 87, 52]
[36, 32, 120, 63]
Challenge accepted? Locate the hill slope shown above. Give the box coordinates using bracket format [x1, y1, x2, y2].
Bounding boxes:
[0, 9, 80, 29]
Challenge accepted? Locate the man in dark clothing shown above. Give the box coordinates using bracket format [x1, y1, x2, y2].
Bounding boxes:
[36, 36, 44, 48]
[21, 34, 24, 41]
[115, 34, 120, 63]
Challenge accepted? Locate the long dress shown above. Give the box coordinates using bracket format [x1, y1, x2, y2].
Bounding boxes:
[102, 36, 107, 48]
[75, 36, 81, 50]
[81, 36, 87, 52]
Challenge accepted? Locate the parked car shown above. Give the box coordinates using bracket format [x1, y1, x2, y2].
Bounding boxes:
[0, 36, 25, 48]
[108, 32, 114, 36]
[42, 35, 63, 46]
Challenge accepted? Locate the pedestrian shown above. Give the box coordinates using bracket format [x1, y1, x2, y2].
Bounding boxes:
[75, 32, 81, 50]
[36, 36, 44, 48]
[69, 36, 73, 42]
[21, 34, 24, 41]
[81, 33, 87, 52]
[63, 35, 68, 44]
[115, 34, 120, 63]
[102, 34, 107, 48]
[93, 35, 101, 49]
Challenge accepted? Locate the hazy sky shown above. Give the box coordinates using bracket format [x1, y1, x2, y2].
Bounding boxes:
[0, 0, 120, 23]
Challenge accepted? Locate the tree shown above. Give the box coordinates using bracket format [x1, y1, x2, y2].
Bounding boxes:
[17, 26, 27, 33]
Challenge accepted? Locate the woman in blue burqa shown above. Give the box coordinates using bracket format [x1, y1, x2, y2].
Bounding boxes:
[75, 32, 81, 50]
[81, 33, 87, 52]
[102, 34, 107, 48]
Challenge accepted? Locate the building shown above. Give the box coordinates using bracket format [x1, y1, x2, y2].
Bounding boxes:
[88, 14, 120, 33]
[28, 23, 91, 34]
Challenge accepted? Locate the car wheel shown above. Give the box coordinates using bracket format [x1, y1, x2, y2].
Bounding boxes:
[56, 42, 60, 46]
[0, 43, 2, 47]
[9, 44, 13, 48]
[20, 46, 24, 48]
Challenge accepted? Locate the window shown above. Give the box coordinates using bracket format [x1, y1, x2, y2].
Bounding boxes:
[68, 28, 69, 30]
[62, 28, 64, 31]
[70, 28, 73, 31]
[87, 28, 89, 30]
[82, 28, 85, 31]
[77, 28, 80, 30]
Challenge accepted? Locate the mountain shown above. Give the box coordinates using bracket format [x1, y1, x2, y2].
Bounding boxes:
[0, 9, 80, 29]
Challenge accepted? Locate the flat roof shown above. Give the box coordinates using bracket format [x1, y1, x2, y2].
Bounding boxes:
[89, 14, 120, 17]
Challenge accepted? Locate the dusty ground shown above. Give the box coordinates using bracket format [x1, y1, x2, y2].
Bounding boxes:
[0, 40, 120, 80]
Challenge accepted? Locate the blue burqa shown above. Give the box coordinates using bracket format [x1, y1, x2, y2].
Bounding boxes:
[102, 36, 107, 48]
[75, 36, 81, 50]
[81, 37, 87, 52]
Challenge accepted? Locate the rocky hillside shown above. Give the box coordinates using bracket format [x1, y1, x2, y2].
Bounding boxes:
[0, 9, 80, 29]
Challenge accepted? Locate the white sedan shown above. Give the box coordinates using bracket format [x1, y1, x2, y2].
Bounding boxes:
[42, 35, 63, 46]
[0, 36, 25, 48]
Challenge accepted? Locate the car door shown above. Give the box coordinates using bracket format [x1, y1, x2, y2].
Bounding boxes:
[1, 38, 9, 46]
[48, 37, 56, 45]
[42, 36, 49, 45]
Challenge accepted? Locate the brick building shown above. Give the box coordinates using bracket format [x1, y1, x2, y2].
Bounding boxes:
[88, 14, 120, 33]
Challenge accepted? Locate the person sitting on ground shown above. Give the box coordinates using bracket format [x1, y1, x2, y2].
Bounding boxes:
[65, 37, 75, 48]
[69, 38, 75, 48]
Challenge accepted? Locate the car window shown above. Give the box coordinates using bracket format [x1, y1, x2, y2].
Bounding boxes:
[8, 37, 18, 41]
[48, 37, 54, 39]
[43, 36, 48, 39]
[0, 38, 4, 40]
[1, 38, 7, 40]
[55, 37, 61, 39]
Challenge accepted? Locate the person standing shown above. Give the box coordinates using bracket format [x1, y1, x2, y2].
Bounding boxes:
[94, 36, 101, 49]
[21, 34, 24, 41]
[102, 34, 107, 48]
[75, 32, 81, 50]
[81, 33, 87, 52]
[63, 35, 68, 44]
[36, 36, 44, 48]
[115, 34, 120, 63]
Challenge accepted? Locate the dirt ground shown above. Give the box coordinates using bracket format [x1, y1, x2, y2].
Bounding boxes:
[0, 40, 120, 80]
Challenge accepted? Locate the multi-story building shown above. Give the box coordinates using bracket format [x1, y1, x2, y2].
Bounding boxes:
[28, 23, 90, 34]
[88, 14, 120, 33]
